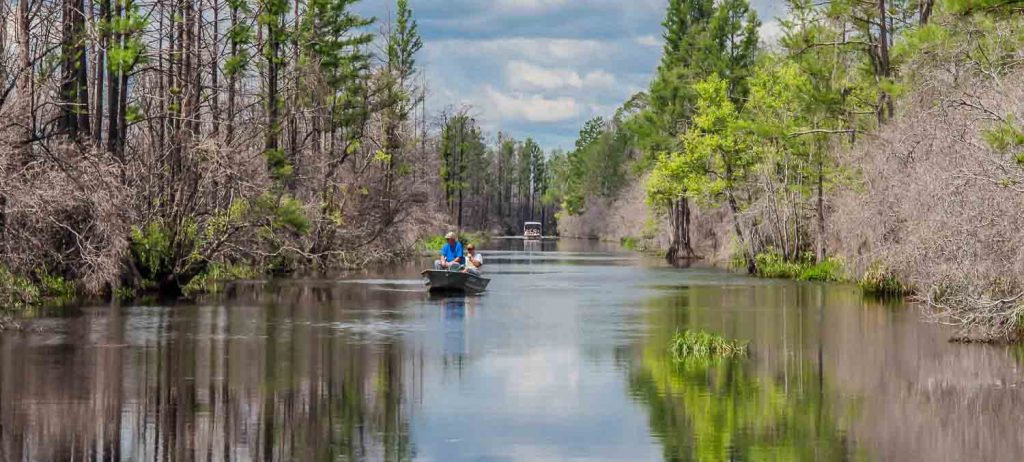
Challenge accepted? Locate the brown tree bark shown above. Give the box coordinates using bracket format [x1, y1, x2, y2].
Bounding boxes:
[877, 0, 894, 122]
[61, 0, 90, 137]
[17, 0, 33, 156]
[92, 0, 105, 143]
[210, 0, 220, 136]
[264, 11, 281, 165]
[106, 0, 120, 155]
[225, 1, 238, 144]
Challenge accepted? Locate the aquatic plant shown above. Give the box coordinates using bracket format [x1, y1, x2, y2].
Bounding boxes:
[182, 263, 259, 297]
[0, 266, 40, 308]
[859, 261, 910, 296]
[670, 329, 748, 361]
[754, 251, 847, 282]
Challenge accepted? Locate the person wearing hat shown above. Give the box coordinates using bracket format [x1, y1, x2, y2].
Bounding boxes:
[434, 232, 465, 271]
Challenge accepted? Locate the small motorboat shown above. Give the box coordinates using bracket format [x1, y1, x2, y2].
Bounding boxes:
[421, 270, 490, 293]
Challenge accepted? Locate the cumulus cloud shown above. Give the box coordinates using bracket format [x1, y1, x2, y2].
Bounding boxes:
[636, 34, 661, 48]
[506, 61, 617, 91]
[493, 0, 569, 13]
[484, 86, 579, 123]
[427, 38, 609, 68]
[355, 0, 779, 150]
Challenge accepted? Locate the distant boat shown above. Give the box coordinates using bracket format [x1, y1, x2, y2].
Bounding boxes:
[524, 221, 542, 240]
[421, 270, 490, 293]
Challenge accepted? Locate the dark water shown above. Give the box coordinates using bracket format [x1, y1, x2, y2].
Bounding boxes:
[3, 239, 1024, 461]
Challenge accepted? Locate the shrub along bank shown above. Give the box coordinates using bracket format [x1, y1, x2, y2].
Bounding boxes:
[551, 0, 1024, 341]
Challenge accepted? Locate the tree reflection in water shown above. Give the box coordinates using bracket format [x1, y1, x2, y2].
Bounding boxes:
[628, 285, 862, 462]
[0, 282, 417, 461]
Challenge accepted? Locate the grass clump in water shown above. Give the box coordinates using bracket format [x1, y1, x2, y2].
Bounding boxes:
[670, 329, 749, 361]
[754, 251, 846, 282]
[859, 261, 910, 296]
[182, 263, 258, 297]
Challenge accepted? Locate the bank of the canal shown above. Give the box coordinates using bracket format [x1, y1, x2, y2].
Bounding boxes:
[0, 238, 1021, 461]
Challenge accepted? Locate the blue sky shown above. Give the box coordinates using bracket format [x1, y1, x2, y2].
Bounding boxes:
[355, 0, 786, 151]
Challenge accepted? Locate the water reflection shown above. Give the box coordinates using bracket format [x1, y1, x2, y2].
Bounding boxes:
[3, 240, 1024, 461]
[630, 282, 1024, 462]
[438, 295, 470, 366]
[0, 287, 418, 461]
[629, 285, 856, 461]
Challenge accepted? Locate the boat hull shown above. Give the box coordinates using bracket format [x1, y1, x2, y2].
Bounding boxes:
[421, 270, 490, 293]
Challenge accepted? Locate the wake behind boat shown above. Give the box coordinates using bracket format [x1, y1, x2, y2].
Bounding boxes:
[421, 269, 490, 293]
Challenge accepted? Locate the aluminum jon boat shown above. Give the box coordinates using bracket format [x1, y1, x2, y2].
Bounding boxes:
[421, 270, 490, 293]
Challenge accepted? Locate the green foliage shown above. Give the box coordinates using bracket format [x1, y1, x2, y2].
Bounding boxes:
[982, 115, 1024, 156]
[0, 266, 41, 309]
[562, 118, 630, 215]
[387, 0, 423, 81]
[755, 251, 847, 282]
[417, 234, 446, 253]
[114, 286, 137, 301]
[182, 263, 258, 297]
[439, 114, 487, 214]
[942, 0, 1023, 15]
[799, 257, 846, 282]
[643, 0, 759, 156]
[859, 261, 910, 296]
[754, 251, 803, 279]
[300, 0, 373, 89]
[106, 0, 148, 73]
[892, 23, 952, 64]
[224, 52, 251, 77]
[263, 148, 293, 181]
[130, 221, 177, 280]
[36, 270, 75, 299]
[252, 193, 310, 235]
[670, 329, 749, 361]
[540, 149, 569, 208]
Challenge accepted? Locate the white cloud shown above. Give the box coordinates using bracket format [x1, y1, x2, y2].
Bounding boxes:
[582, 70, 616, 88]
[427, 37, 608, 67]
[507, 61, 583, 90]
[493, 0, 569, 13]
[636, 34, 661, 48]
[484, 86, 579, 123]
[506, 61, 617, 91]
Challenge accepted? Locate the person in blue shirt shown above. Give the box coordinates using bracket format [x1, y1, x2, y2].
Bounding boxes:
[434, 232, 465, 271]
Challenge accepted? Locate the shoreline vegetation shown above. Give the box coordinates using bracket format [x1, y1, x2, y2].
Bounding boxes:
[551, 0, 1024, 342]
[3, 0, 1023, 343]
[0, 0, 558, 311]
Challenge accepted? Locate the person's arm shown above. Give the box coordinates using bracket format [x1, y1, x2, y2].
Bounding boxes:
[455, 243, 465, 263]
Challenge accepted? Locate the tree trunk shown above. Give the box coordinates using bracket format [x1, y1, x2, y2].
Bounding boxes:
[93, 0, 106, 143]
[877, 0, 894, 121]
[211, 0, 220, 136]
[226, 2, 238, 144]
[61, 0, 90, 137]
[285, 0, 299, 191]
[919, 0, 934, 24]
[816, 157, 826, 263]
[17, 0, 33, 158]
[265, 15, 280, 168]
